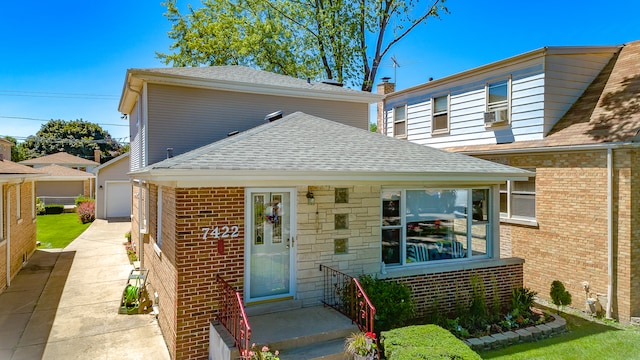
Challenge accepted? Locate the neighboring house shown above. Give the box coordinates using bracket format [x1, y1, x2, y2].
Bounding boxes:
[0, 138, 11, 160]
[33, 164, 96, 206]
[20, 152, 98, 205]
[119, 66, 531, 360]
[0, 142, 42, 292]
[94, 152, 131, 219]
[378, 40, 640, 322]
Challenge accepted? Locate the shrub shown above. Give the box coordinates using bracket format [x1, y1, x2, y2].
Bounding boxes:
[550, 280, 572, 313]
[74, 195, 94, 206]
[36, 197, 45, 215]
[381, 325, 481, 360]
[511, 287, 537, 317]
[77, 201, 95, 224]
[44, 204, 64, 215]
[125, 231, 132, 242]
[358, 274, 415, 332]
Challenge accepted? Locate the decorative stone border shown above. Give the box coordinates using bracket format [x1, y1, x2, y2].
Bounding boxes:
[462, 314, 567, 351]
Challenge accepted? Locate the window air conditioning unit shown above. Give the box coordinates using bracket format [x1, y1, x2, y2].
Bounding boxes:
[484, 109, 509, 126]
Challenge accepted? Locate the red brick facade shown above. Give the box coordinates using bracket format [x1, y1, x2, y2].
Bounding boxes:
[140, 185, 245, 360]
[0, 182, 37, 291]
[481, 147, 640, 322]
[396, 263, 523, 318]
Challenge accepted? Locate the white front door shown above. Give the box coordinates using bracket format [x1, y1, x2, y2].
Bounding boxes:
[245, 189, 296, 302]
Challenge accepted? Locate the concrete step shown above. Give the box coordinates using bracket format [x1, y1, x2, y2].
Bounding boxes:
[278, 338, 347, 360]
[249, 305, 358, 355]
[245, 299, 302, 316]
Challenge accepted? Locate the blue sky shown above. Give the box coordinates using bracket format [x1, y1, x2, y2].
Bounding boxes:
[1, 0, 639, 144]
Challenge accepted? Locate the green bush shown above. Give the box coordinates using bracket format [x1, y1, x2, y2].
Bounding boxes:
[511, 287, 537, 317]
[550, 280, 572, 313]
[358, 274, 415, 332]
[381, 325, 481, 360]
[74, 195, 94, 206]
[36, 197, 45, 215]
[44, 204, 64, 215]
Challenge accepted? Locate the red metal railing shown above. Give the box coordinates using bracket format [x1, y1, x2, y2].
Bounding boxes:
[216, 275, 251, 359]
[319, 264, 376, 334]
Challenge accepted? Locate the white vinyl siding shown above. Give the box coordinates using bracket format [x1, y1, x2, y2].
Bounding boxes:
[383, 50, 617, 149]
[145, 84, 369, 166]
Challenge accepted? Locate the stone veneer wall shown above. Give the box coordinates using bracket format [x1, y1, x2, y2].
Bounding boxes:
[296, 185, 382, 306]
[482, 148, 640, 323]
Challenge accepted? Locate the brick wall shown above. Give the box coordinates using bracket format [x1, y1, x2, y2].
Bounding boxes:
[392, 262, 523, 317]
[174, 187, 245, 360]
[0, 182, 37, 292]
[296, 185, 381, 306]
[482, 148, 638, 322]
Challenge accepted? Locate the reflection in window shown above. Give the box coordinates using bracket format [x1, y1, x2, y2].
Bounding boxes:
[500, 172, 536, 220]
[381, 188, 492, 267]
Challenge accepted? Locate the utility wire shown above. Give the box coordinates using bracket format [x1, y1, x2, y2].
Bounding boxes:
[0, 115, 128, 127]
[0, 90, 118, 100]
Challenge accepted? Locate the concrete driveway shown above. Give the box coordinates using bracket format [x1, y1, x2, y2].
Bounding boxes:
[0, 219, 170, 360]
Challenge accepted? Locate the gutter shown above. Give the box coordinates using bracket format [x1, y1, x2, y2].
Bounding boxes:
[454, 141, 640, 156]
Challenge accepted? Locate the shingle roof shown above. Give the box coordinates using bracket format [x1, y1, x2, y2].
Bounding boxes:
[131, 66, 373, 96]
[447, 40, 640, 153]
[0, 159, 43, 176]
[20, 152, 99, 166]
[137, 112, 530, 181]
[37, 164, 95, 178]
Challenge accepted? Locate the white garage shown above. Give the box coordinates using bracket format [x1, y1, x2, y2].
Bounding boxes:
[95, 153, 131, 219]
[105, 181, 132, 218]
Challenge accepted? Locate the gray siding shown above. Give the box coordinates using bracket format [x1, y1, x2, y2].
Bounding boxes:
[145, 84, 369, 166]
[543, 53, 615, 134]
[129, 102, 141, 171]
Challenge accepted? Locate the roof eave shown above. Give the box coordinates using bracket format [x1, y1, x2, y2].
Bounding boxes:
[123, 70, 382, 106]
[389, 45, 621, 97]
[129, 168, 531, 185]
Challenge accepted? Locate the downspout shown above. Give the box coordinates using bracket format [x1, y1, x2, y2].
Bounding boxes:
[138, 180, 144, 269]
[6, 185, 11, 287]
[606, 146, 613, 319]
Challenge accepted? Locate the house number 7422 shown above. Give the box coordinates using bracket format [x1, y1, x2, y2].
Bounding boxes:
[202, 226, 239, 240]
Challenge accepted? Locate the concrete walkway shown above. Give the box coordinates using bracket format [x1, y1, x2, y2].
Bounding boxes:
[0, 219, 170, 360]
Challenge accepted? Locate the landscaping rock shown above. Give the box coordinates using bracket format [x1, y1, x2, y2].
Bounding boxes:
[479, 336, 498, 350]
[536, 324, 552, 338]
[489, 333, 509, 348]
[502, 331, 520, 345]
[515, 328, 532, 342]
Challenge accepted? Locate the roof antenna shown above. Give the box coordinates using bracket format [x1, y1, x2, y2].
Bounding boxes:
[391, 55, 401, 84]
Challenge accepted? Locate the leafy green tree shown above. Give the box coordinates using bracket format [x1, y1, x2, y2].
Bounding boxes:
[157, 0, 448, 92]
[17, 119, 124, 163]
[369, 122, 378, 133]
[4, 136, 29, 162]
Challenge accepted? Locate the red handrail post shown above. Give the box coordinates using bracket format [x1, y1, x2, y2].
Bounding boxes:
[216, 275, 252, 359]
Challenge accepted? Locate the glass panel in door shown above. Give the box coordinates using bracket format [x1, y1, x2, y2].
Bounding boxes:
[249, 191, 292, 300]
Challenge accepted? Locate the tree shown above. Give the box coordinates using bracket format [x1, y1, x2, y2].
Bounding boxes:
[157, 0, 448, 92]
[4, 136, 29, 162]
[17, 119, 124, 163]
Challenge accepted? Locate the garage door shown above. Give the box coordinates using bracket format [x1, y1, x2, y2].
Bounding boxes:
[105, 181, 132, 218]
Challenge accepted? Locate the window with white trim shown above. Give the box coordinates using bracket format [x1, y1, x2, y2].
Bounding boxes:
[381, 188, 491, 266]
[393, 105, 407, 138]
[499, 171, 536, 221]
[431, 95, 449, 134]
[0, 186, 4, 241]
[487, 79, 509, 111]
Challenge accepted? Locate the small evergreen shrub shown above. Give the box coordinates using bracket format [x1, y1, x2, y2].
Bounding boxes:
[77, 201, 95, 224]
[75, 195, 94, 206]
[44, 204, 64, 215]
[550, 280, 572, 313]
[36, 197, 45, 215]
[358, 274, 415, 332]
[381, 325, 481, 360]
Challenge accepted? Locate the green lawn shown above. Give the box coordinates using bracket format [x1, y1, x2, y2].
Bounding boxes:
[37, 213, 92, 248]
[480, 308, 640, 360]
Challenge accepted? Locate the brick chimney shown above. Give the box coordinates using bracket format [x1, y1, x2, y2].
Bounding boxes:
[94, 149, 101, 163]
[376, 77, 395, 134]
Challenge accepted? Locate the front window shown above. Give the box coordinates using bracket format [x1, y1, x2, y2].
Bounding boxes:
[500, 173, 536, 221]
[393, 105, 407, 138]
[431, 95, 449, 134]
[381, 188, 491, 266]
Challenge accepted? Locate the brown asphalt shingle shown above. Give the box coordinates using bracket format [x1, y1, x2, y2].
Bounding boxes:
[19, 152, 99, 166]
